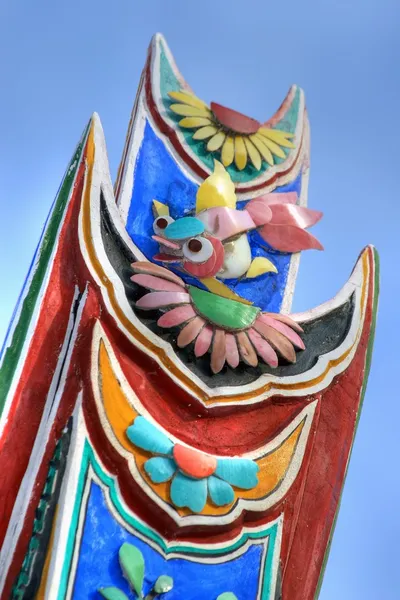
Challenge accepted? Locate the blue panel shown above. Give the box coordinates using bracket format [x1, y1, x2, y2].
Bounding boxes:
[72, 482, 264, 600]
[126, 121, 303, 312]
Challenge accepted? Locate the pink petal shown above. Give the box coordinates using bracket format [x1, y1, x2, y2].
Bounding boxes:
[258, 314, 305, 349]
[198, 207, 256, 240]
[157, 305, 196, 328]
[253, 320, 296, 363]
[244, 201, 272, 227]
[225, 333, 240, 368]
[248, 329, 278, 367]
[131, 274, 185, 293]
[211, 330, 226, 374]
[136, 291, 190, 310]
[131, 261, 185, 286]
[269, 204, 323, 229]
[265, 313, 304, 333]
[253, 192, 298, 206]
[194, 325, 214, 357]
[152, 235, 181, 249]
[236, 332, 258, 367]
[210, 102, 260, 135]
[177, 316, 206, 348]
[260, 223, 324, 252]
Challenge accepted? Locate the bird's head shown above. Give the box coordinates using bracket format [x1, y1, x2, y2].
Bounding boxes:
[151, 161, 256, 280]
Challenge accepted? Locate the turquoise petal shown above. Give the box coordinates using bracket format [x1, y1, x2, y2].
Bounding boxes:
[164, 217, 205, 240]
[144, 457, 176, 483]
[208, 476, 235, 506]
[126, 416, 173, 455]
[215, 458, 259, 490]
[170, 472, 207, 512]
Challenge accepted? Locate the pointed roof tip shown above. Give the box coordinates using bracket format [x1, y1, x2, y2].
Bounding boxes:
[88, 111, 104, 132]
[150, 32, 169, 52]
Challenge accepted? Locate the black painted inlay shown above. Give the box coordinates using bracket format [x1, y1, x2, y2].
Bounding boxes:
[100, 193, 355, 388]
[12, 419, 73, 600]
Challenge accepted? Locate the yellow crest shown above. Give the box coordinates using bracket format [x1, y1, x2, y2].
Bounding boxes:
[196, 160, 237, 214]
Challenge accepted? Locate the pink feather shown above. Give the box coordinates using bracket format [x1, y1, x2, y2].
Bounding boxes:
[248, 329, 279, 367]
[225, 333, 240, 368]
[131, 262, 185, 286]
[194, 326, 214, 357]
[269, 204, 323, 229]
[258, 314, 305, 349]
[131, 274, 185, 293]
[157, 305, 196, 328]
[260, 223, 324, 252]
[177, 317, 206, 348]
[136, 291, 190, 309]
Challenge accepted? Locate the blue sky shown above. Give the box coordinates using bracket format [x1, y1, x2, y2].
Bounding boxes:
[0, 1, 399, 598]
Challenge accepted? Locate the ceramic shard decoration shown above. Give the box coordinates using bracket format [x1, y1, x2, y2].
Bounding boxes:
[0, 34, 379, 600]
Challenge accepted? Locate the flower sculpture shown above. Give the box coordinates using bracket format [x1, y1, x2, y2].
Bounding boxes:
[127, 417, 259, 513]
[169, 90, 295, 171]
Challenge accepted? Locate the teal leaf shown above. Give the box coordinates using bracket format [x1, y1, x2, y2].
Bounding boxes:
[98, 587, 130, 600]
[154, 575, 174, 594]
[208, 476, 235, 506]
[217, 594, 238, 600]
[127, 416, 173, 455]
[144, 457, 176, 483]
[215, 459, 259, 489]
[170, 472, 207, 512]
[119, 543, 145, 597]
[189, 285, 260, 330]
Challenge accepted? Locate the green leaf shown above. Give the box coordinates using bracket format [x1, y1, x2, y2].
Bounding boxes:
[217, 594, 238, 600]
[154, 575, 174, 594]
[119, 543, 145, 597]
[98, 587, 130, 600]
[189, 286, 259, 330]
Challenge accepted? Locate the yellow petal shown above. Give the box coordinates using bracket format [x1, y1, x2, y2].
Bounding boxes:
[234, 136, 247, 171]
[207, 131, 226, 152]
[179, 117, 213, 128]
[258, 127, 295, 148]
[258, 136, 286, 159]
[192, 125, 218, 140]
[170, 104, 212, 118]
[244, 138, 262, 170]
[152, 200, 170, 217]
[250, 134, 274, 166]
[168, 91, 208, 110]
[221, 136, 235, 167]
[246, 257, 278, 278]
[200, 278, 253, 305]
[196, 160, 236, 212]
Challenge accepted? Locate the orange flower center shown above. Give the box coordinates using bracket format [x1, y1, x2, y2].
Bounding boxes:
[173, 444, 217, 479]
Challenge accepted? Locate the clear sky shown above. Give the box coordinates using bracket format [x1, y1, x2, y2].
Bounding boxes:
[0, 1, 399, 598]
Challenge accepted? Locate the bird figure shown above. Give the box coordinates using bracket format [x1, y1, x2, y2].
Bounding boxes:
[131, 162, 323, 373]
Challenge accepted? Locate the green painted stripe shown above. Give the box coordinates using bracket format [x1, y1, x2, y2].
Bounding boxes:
[59, 440, 280, 599]
[0, 122, 90, 417]
[315, 248, 380, 599]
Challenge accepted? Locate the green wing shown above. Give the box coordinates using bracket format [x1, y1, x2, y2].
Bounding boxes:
[189, 286, 260, 330]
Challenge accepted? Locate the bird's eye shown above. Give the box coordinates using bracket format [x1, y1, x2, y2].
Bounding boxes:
[153, 215, 174, 236]
[182, 237, 213, 263]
